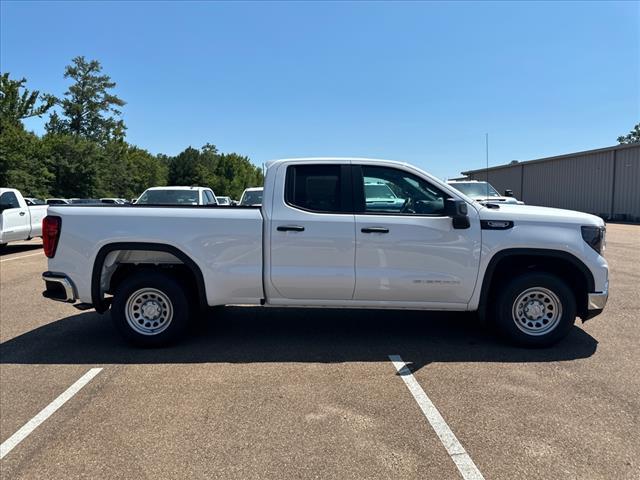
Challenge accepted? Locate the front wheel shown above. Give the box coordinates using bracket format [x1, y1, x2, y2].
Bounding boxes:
[493, 272, 576, 347]
[111, 271, 190, 347]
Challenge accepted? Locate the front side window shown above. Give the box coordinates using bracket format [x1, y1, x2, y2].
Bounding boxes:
[204, 190, 216, 205]
[0, 192, 20, 209]
[285, 165, 345, 213]
[360, 166, 447, 215]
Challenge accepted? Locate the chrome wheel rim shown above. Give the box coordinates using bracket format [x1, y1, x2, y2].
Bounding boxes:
[125, 288, 173, 336]
[512, 287, 562, 336]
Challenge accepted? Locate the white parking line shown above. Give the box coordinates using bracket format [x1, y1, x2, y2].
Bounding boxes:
[389, 355, 485, 480]
[0, 252, 43, 263]
[0, 368, 102, 460]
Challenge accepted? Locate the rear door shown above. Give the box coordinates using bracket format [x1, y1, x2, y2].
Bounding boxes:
[0, 191, 29, 242]
[268, 162, 356, 300]
[353, 164, 481, 305]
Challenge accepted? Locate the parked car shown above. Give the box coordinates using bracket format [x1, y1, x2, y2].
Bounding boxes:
[0, 188, 48, 247]
[216, 196, 232, 206]
[448, 180, 525, 204]
[46, 198, 70, 205]
[100, 198, 129, 204]
[41, 157, 608, 348]
[239, 187, 263, 206]
[24, 197, 46, 206]
[136, 186, 218, 206]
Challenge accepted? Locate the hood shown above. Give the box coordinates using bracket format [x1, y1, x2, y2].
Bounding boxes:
[478, 204, 605, 227]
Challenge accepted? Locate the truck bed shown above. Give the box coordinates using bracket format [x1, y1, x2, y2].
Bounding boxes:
[46, 205, 264, 306]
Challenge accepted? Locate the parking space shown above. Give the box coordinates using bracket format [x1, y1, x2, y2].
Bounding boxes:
[1, 225, 639, 479]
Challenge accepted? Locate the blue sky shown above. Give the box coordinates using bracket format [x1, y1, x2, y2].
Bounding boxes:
[1, 1, 638, 179]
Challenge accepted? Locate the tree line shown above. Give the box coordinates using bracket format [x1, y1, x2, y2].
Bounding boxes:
[0, 57, 263, 199]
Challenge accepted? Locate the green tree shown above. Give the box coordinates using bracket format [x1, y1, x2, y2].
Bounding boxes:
[0, 73, 55, 130]
[126, 147, 168, 198]
[617, 123, 640, 144]
[168, 146, 203, 186]
[0, 122, 53, 196]
[95, 138, 129, 197]
[214, 153, 263, 199]
[166, 144, 263, 198]
[42, 133, 101, 197]
[46, 56, 125, 143]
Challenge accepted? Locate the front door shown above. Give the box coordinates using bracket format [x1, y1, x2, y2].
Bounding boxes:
[268, 163, 356, 300]
[353, 164, 481, 305]
[0, 191, 28, 243]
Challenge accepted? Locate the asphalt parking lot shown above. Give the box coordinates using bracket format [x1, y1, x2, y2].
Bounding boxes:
[1, 224, 639, 480]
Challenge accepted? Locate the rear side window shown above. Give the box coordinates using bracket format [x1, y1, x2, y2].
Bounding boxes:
[0, 192, 20, 209]
[285, 165, 350, 213]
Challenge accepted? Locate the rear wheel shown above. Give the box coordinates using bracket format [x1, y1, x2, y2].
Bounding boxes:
[493, 272, 576, 347]
[111, 271, 190, 347]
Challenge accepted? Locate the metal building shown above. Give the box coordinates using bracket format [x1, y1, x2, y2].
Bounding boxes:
[461, 143, 640, 222]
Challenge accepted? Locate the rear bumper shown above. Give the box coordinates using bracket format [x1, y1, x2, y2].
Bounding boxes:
[42, 272, 77, 303]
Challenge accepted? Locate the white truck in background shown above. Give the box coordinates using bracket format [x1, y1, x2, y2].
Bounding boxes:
[41, 158, 608, 348]
[448, 180, 525, 205]
[0, 188, 48, 248]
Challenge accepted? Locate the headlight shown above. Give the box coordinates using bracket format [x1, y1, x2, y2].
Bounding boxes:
[581, 226, 606, 255]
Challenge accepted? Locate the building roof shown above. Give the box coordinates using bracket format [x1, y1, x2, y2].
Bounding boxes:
[462, 142, 639, 176]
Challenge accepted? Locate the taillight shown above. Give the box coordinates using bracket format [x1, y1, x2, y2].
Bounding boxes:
[43, 216, 61, 258]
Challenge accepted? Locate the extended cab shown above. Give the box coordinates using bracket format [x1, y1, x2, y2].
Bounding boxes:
[41, 158, 608, 347]
[0, 188, 48, 247]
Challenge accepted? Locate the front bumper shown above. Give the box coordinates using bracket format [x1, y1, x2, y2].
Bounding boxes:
[584, 289, 608, 320]
[42, 272, 77, 303]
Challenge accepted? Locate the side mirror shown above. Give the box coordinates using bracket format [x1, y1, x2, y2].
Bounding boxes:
[504, 189, 514, 197]
[445, 199, 470, 229]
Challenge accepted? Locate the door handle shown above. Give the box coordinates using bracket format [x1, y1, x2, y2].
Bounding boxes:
[277, 225, 305, 232]
[361, 227, 389, 234]
[19, 211, 26, 216]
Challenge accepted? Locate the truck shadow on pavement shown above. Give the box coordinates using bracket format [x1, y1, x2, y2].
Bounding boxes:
[0, 307, 598, 372]
[0, 242, 42, 256]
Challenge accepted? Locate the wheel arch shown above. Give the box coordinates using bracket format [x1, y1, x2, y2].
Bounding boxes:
[91, 242, 207, 313]
[479, 248, 595, 320]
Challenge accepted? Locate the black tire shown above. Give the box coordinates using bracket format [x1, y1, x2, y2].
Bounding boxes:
[111, 270, 190, 347]
[493, 272, 576, 347]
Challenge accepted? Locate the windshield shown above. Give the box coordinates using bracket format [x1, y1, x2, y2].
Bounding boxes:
[364, 183, 397, 199]
[451, 182, 500, 197]
[240, 190, 263, 206]
[217, 197, 230, 205]
[137, 189, 199, 205]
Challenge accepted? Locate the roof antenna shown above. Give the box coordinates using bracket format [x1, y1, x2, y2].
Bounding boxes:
[485, 133, 489, 200]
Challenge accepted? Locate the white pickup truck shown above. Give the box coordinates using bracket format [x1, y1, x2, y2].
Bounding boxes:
[41, 158, 608, 347]
[0, 188, 48, 247]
